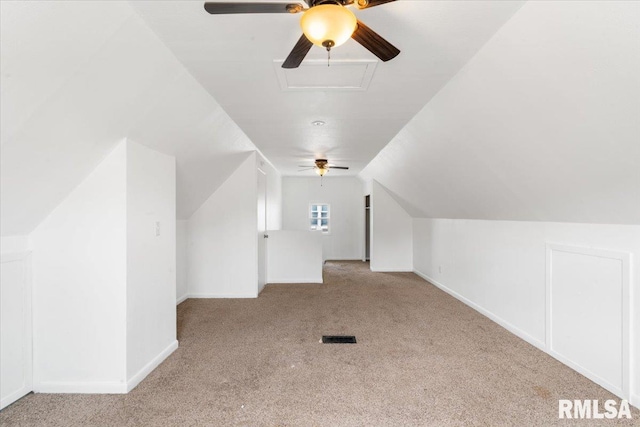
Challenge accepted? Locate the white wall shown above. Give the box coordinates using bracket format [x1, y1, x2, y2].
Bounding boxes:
[125, 142, 177, 387]
[413, 219, 640, 406]
[282, 177, 364, 261]
[360, 1, 640, 224]
[256, 154, 282, 231]
[176, 220, 188, 304]
[267, 231, 323, 284]
[29, 140, 178, 393]
[188, 153, 258, 298]
[1, 228, 33, 409]
[1, 236, 30, 254]
[31, 142, 128, 392]
[184, 151, 281, 299]
[1, 250, 32, 409]
[370, 181, 412, 272]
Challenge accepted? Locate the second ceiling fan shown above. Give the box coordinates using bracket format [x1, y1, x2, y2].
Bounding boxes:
[204, 0, 400, 68]
[299, 159, 349, 176]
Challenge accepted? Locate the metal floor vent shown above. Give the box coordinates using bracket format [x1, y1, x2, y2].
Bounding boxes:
[322, 335, 357, 344]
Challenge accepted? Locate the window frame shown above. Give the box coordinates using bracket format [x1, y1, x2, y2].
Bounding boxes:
[309, 203, 330, 234]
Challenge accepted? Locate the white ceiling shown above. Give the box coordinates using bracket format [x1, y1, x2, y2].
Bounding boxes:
[4, 1, 635, 234]
[361, 1, 640, 224]
[1, 1, 258, 234]
[129, 0, 525, 175]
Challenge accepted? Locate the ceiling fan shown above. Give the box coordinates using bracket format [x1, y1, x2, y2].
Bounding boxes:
[204, 0, 400, 68]
[299, 159, 349, 176]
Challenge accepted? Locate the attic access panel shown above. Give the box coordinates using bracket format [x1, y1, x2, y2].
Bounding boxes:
[275, 59, 377, 91]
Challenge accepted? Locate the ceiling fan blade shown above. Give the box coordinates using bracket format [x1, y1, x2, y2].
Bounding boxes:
[330, 166, 349, 170]
[282, 34, 313, 69]
[298, 167, 315, 171]
[351, 20, 400, 62]
[204, 2, 303, 14]
[355, 0, 396, 9]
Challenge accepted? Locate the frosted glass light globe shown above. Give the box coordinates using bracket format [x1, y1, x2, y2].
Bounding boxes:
[300, 4, 357, 49]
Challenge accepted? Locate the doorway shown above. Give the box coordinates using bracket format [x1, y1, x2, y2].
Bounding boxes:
[257, 169, 267, 294]
[364, 195, 370, 261]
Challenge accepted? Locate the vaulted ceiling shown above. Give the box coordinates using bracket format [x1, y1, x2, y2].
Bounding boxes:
[361, 1, 640, 224]
[1, 0, 257, 234]
[2, 1, 638, 235]
[130, 0, 524, 175]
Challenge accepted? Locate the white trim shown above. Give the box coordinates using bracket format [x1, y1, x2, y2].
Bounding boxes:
[33, 340, 179, 394]
[274, 59, 378, 92]
[545, 243, 632, 400]
[34, 380, 127, 394]
[257, 168, 268, 297]
[371, 268, 413, 273]
[0, 385, 32, 410]
[413, 270, 546, 351]
[126, 340, 178, 392]
[266, 279, 323, 284]
[309, 202, 330, 234]
[0, 251, 33, 409]
[187, 293, 257, 299]
[176, 294, 189, 305]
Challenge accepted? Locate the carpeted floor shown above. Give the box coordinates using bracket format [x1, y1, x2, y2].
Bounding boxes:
[1, 261, 637, 426]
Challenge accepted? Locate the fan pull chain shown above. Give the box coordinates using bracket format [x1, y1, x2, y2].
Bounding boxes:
[322, 40, 335, 68]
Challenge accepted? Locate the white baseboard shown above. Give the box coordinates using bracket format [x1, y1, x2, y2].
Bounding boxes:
[1, 385, 33, 410]
[176, 294, 189, 305]
[188, 293, 257, 299]
[34, 340, 179, 394]
[413, 270, 546, 352]
[127, 340, 178, 392]
[371, 268, 413, 272]
[35, 380, 127, 394]
[266, 279, 323, 284]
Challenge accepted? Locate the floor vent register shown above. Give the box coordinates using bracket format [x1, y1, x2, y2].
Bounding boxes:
[322, 335, 357, 344]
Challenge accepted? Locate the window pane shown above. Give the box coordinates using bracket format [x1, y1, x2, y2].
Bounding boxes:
[310, 204, 329, 232]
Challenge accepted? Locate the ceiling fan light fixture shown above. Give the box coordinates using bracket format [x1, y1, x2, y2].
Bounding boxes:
[300, 4, 357, 49]
[315, 167, 328, 176]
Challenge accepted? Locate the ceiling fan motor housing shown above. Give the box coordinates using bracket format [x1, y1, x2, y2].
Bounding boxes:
[315, 159, 329, 168]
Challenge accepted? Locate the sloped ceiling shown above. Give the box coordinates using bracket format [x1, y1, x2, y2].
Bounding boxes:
[361, 1, 640, 224]
[129, 0, 525, 175]
[2, 1, 637, 235]
[1, 0, 257, 235]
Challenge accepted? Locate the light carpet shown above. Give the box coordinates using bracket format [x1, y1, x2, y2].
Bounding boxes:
[1, 261, 637, 426]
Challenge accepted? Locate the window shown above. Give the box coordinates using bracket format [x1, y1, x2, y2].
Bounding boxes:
[309, 203, 330, 233]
